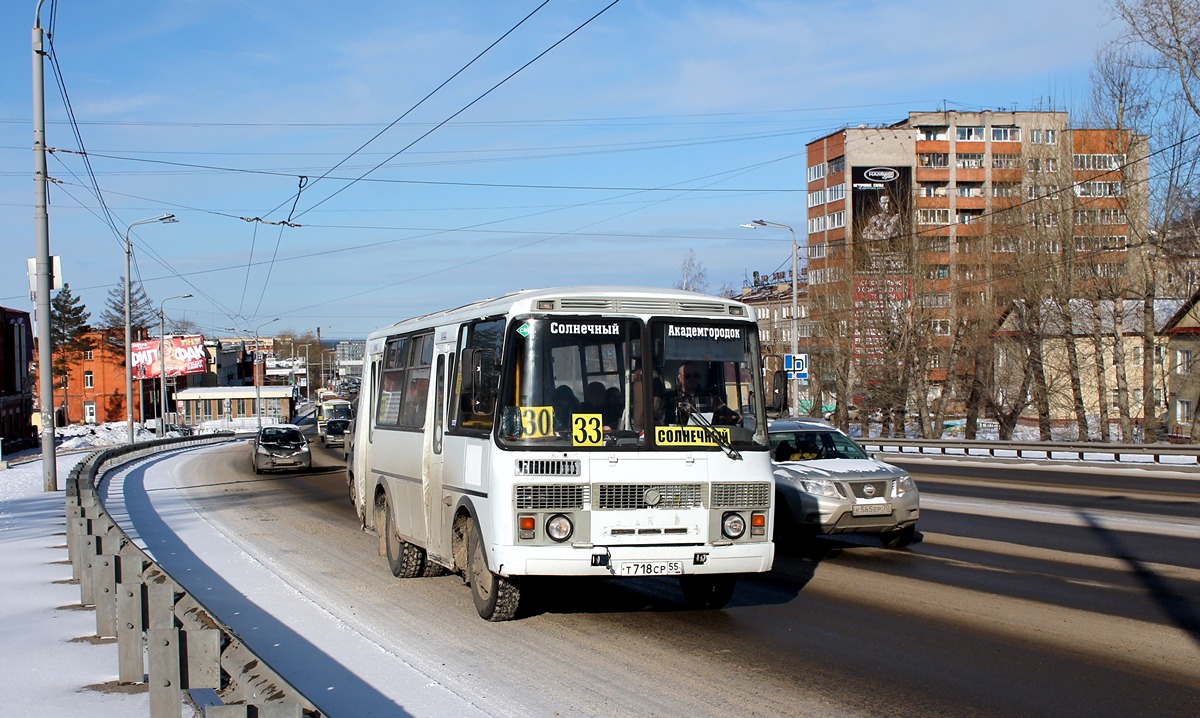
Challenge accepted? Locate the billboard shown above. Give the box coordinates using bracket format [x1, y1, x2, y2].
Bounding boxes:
[851, 165, 912, 249]
[132, 335, 207, 380]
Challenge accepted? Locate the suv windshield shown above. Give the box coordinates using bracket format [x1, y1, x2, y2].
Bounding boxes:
[769, 430, 869, 461]
[498, 316, 767, 450]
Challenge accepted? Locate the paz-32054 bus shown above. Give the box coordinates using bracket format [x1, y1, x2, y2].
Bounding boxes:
[348, 286, 774, 620]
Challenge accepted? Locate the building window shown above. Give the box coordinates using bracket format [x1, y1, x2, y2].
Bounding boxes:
[1030, 129, 1043, 143]
[919, 183, 948, 197]
[1075, 235, 1128, 252]
[928, 353, 945, 369]
[956, 153, 985, 169]
[808, 242, 826, 259]
[922, 236, 950, 252]
[923, 264, 950, 280]
[918, 209, 950, 225]
[956, 126, 985, 141]
[828, 156, 845, 174]
[84, 371, 94, 389]
[992, 236, 1019, 253]
[1179, 399, 1194, 422]
[1074, 181, 1124, 197]
[807, 163, 826, 182]
[918, 292, 950, 308]
[1177, 349, 1194, 375]
[929, 319, 952, 335]
[958, 209, 984, 224]
[918, 153, 949, 168]
[920, 126, 947, 141]
[1074, 209, 1128, 225]
[807, 215, 827, 233]
[992, 127, 1021, 142]
[1045, 129, 1057, 144]
[827, 210, 845, 229]
[84, 350, 93, 360]
[1074, 153, 1125, 170]
[956, 183, 984, 197]
[992, 153, 1021, 169]
[807, 189, 826, 208]
[992, 182, 1020, 197]
[826, 184, 846, 202]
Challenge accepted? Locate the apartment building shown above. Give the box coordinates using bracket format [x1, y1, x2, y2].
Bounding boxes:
[802, 110, 1146, 413]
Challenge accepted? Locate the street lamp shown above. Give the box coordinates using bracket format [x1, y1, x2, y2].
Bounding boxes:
[742, 219, 802, 415]
[125, 213, 178, 443]
[253, 318, 280, 429]
[158, 293, 192, 437]
[300, 345, 311, 403]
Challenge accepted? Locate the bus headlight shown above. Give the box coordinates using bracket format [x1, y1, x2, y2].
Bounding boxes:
[546, 514, 573, 542]
[721, 512, 746, 540]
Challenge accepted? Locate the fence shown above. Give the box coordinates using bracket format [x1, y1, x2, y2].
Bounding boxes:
[857, 436, 1200, 466]
[65, 433, 321, 718]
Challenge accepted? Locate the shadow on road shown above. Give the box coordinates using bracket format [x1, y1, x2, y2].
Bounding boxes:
[1079, 510, 1200, 649]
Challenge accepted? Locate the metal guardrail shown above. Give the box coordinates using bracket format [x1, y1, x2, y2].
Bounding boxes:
[857, 436, 1200, 466]
[65, 433, 322, 718]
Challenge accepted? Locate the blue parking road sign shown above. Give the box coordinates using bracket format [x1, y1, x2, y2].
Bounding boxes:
[784, 353, 808, 380]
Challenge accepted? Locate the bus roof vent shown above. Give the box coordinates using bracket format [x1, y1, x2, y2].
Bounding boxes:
[676, 300, 730, 315]
[558, 298, 613, 311]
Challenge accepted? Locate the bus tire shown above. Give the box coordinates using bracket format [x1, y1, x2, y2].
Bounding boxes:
[382, 496, 426, 578]
[467, 520, 520, 621]
[679, 574, 737, 610]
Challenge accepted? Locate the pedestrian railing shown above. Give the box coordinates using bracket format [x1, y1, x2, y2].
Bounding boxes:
[65, 434, 321, 718]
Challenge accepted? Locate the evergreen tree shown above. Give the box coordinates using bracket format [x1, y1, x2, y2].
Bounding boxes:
[97, 277, 156, 338]
[50, 283, 94, 382]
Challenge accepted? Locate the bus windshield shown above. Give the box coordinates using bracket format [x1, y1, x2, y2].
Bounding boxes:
[498, 316, 767, 451]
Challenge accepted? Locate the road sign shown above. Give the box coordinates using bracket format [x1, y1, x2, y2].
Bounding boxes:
[784, 353, 808, 380]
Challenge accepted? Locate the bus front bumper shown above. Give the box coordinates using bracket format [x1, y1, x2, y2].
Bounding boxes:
[494, 541, 774, 578]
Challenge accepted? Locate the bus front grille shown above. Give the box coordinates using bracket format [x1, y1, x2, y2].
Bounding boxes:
[515, 459, 581, 477]
[515, 484, 588, 510]
[597, 483, 703, 510]
[710, 482, 772, 508]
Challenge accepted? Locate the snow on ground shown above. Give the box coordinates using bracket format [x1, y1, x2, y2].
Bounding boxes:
[0, 414, 308, 716]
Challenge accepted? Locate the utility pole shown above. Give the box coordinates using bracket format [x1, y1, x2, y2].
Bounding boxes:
[33, 1, 55, 492]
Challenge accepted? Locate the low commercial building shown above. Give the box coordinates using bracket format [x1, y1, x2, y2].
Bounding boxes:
[174, 385, 296, 427]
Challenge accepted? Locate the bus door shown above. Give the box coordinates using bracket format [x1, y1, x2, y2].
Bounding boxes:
[425, 331, 456, 562]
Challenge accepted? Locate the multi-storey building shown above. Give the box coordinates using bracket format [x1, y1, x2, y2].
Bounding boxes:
[803, 110, 1148, 419]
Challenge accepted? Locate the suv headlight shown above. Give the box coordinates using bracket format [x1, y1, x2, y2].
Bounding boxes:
[799, 477, 839, 497]
[895, 475, 915, 497]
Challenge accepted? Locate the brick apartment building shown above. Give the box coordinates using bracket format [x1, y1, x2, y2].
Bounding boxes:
[741, 109, 1160, 423]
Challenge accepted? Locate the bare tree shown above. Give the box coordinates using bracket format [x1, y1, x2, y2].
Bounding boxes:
[673, 251, 709, 293]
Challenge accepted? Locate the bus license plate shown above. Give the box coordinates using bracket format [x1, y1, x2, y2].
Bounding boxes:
[852, 503, 892, 516]
[618, 561, 683, 576]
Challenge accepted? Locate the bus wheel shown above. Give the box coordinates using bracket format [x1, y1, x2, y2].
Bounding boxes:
[382, 497, 426, 578]
[679, 575, 737, 610]
[467, 521, 520, 621]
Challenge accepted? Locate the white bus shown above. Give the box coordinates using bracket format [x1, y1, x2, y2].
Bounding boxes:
[348, 286, 774, 620]
[315, 398, 352, 435]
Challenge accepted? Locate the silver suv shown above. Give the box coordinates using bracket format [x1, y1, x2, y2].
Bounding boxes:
[769, 418, 919, 547]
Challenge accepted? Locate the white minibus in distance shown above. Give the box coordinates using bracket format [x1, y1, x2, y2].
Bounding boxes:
[348, 286, 774, 620]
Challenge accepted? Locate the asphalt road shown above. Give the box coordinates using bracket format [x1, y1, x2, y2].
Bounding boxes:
[159, 438, 1200, 718]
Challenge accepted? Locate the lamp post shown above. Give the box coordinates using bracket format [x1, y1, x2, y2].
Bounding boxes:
[300, 344, 311, 403]
[124, 213, 177, 443]
[253, 318, 279, 429]
[742, 219, 802, 415]
[157, 293, 192, 437]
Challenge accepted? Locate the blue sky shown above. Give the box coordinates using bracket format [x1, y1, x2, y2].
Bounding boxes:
[2, 1, 1118, 339]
